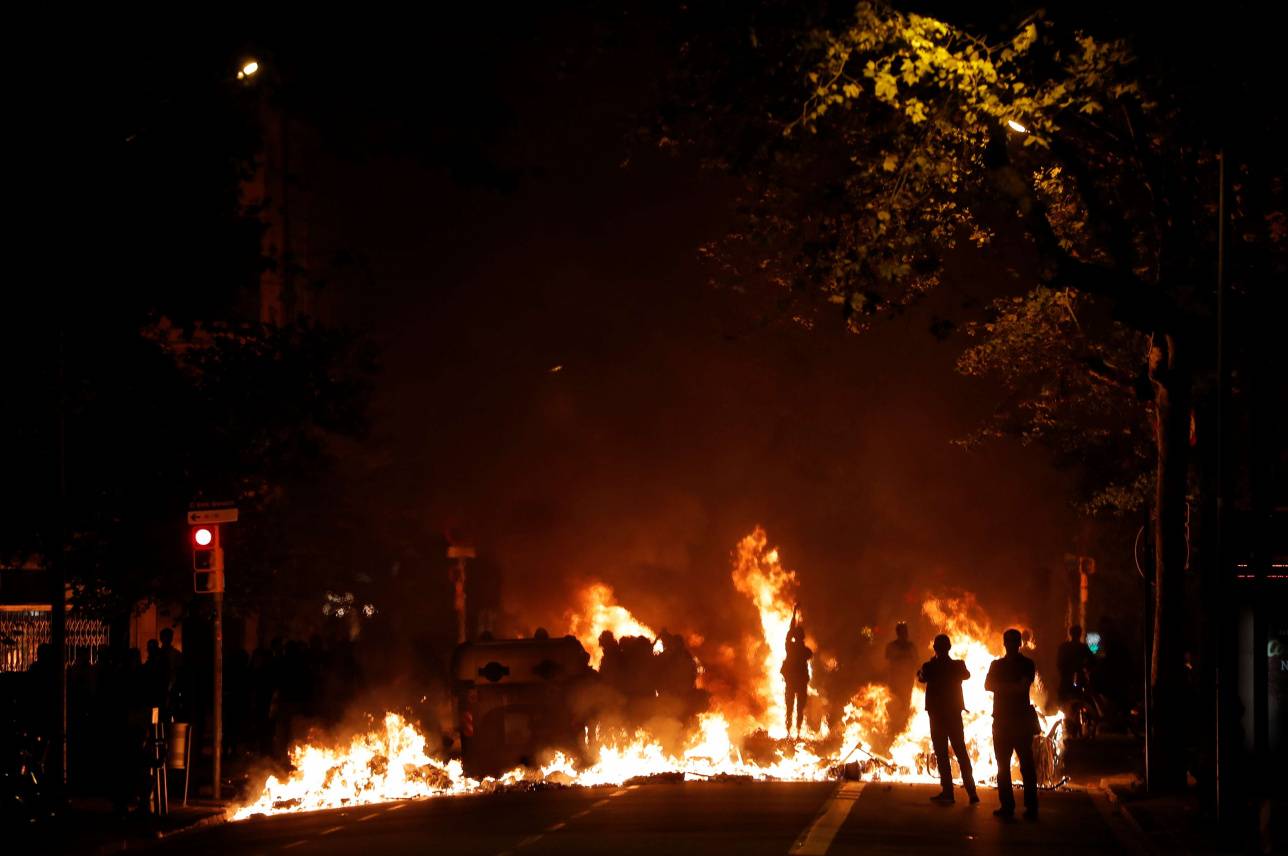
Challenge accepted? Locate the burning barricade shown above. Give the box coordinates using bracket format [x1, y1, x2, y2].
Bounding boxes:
[231, 527, 1064, 820]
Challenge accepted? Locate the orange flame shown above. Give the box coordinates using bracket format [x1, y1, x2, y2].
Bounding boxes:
[730, 527, 807, 737]
[566, 582, 657, 668]
[233, 531, 1061, 821]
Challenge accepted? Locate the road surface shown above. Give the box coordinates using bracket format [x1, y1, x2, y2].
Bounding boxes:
[156, 781, 1149, 855]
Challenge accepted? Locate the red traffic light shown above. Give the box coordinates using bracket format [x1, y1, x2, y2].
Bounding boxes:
[193, 527, 214, 546]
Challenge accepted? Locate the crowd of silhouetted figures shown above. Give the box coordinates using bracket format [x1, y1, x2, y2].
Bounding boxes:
[584, 630, 708, 747]
[0, 632, 367, 814]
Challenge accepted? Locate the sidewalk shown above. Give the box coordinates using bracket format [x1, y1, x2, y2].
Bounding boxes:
[11, 797, 229, 855]
[1103, 775, 1281, 854]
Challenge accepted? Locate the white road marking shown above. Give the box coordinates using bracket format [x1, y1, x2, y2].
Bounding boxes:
[320, 826, 343, 836]
[282, 841, 309, 850]
[384, 802, 408, 812]
[359, 812, 381, 821]
[791, 781, 865, 855]
[494, 787, 636, 856]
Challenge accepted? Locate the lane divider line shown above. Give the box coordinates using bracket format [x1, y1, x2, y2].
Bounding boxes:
[791, 781, 866, 856]
[385, 803, 408, 812]
[321, 826, 343, 836]
[359, 812, 382, 821]
[494, 784, 641, 856]
[282, 840, 309, 850]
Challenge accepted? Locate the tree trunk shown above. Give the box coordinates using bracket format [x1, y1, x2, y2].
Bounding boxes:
[1148, 331, 1192, 792]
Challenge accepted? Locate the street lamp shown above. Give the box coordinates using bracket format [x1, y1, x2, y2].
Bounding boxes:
[237, 59, 260, 80]
[1006, 119, 1029, 134]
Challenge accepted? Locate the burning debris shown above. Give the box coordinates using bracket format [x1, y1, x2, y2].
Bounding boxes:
[232, 528, 1063, 821]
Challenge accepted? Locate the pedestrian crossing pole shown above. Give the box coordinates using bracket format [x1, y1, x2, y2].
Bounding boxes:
[213, 589, 223, 800]
[189, 503, 238, 801]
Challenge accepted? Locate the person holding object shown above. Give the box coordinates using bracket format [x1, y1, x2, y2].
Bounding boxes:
[986, 628, 1039, 819]
[781, 606, 812, 738]
[918, 633, 979, 804]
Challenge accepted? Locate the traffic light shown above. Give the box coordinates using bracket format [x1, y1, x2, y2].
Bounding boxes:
[192, 525, 224, 593]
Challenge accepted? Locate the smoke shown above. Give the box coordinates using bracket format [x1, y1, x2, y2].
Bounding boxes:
[300, 16, 1080, 705]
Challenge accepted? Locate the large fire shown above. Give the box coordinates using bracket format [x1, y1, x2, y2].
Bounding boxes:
[232, 529, 1062, 820]
[566, 582, 657, 669]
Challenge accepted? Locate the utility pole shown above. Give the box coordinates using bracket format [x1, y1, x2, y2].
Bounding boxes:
[51, 326, 67, 798]
[447, 545, 475, 645]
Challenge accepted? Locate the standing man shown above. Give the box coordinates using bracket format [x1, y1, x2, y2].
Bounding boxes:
[986, 628, 1039, 819]
[885, 622, 917, 739]
[918, 634, 979, 804]
[1056, 625, 1094, 737]
[781, 609, 812, 738]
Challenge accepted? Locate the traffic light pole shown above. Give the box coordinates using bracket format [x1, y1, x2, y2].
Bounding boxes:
[213, 590, 223, 800]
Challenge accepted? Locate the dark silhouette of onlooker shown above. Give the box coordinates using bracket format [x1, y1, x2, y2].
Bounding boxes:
[987, 628, 1039, 819]
[1056, 625, 1094, 737]
[156, 628, 184, 720]
[1093, 615, 1131, 723]
[885, 622, 917, 740]
[918, 633, 978, 804]
[781, 612, 812, 737]
[598, 631, 622, 686]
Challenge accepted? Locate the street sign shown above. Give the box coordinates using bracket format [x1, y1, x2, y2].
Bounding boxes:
[188, 508, 239, 525]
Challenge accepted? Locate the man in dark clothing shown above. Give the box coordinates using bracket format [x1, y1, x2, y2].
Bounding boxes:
[156, 628, 184, 720]
[986, 628, 1039, 819]
[884, 622, 917, 740]
[781, 612, 812, 737]
[1056, 625, 1094, 737]
[918, 634, 978, 804]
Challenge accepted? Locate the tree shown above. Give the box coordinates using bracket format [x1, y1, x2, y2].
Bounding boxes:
[674, 1, 1285, 789]
[0, 317, 375, 617]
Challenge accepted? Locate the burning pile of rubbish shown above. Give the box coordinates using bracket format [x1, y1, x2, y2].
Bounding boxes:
[233, 528, 1062, 820]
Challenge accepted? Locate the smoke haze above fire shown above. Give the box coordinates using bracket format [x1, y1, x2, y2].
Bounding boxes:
[290, 12, 1079, 662]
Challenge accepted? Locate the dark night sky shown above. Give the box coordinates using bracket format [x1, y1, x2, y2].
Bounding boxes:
[26, 6, 1095, 659]
[270, 7, 1083, 655]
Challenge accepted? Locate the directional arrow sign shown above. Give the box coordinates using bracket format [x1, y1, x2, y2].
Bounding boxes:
[188, 507, 239, 525]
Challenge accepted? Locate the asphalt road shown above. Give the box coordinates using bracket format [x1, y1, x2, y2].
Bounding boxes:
[155, 781, 1149, 855]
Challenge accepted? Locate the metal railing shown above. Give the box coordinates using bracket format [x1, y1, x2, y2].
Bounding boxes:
[0, 613, 110, 672]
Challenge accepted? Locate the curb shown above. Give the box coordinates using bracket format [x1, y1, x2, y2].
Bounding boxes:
[1102, 782, 1150, 839]
[154, 809, 230, 841]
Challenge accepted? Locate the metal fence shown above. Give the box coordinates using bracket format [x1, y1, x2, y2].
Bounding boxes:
[0, 612, 110, 672]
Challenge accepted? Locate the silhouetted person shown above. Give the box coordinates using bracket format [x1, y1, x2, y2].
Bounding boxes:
[781, 610, 812, 737]
[157, 628, 183, 720]
[918, 634, 978, 804]
[1093, 615, 1130, 717]
[598, 631, 622, 685]
[986, 628, 1039, 819]
[1056, 625, 1094, 736]
[885, 622, 917, 738]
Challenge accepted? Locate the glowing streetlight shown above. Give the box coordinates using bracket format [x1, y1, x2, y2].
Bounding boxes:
[237, 60, 260, 80]
[1006, 119, 1029, 134]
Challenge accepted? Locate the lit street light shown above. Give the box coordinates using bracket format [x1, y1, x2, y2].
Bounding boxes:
[237, 59, 260, 80]
[1006, 119, 1029, 134]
